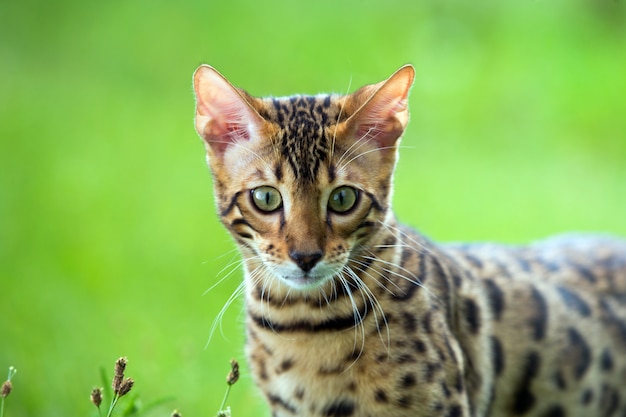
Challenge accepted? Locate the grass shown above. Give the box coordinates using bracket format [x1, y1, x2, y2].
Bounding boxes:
[0, 0, 625, 416]
[0, 359, 238, 417]
[1, 367, 17, 417]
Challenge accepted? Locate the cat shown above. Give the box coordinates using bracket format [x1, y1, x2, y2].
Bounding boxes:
[192, 64, 626, 417]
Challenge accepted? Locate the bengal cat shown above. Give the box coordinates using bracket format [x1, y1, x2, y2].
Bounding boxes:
[192, 64, 626, 417]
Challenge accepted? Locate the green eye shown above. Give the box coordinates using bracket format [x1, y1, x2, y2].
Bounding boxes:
[328, 186, 358, 213]
[251, 186, 282, 212]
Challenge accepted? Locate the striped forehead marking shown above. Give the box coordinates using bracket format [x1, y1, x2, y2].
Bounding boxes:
[266, 95, 342, 184]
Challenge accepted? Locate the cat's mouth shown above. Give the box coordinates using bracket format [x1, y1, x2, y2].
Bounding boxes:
[272, 261, 341, 291]
[280, 273, 329, 290]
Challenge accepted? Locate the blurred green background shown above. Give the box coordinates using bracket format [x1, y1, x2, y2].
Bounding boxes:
[1, 0, 625, 415]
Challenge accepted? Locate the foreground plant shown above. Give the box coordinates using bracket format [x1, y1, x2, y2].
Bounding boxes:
[91, 357, 134, 417]
[88, 356, 237, 416]
[0, 367, 17, 417]
[216, 359, 239, 417]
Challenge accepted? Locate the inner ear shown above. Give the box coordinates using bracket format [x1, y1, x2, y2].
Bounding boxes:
[193, 65, 265, 157]
[343, 65, 415, 149]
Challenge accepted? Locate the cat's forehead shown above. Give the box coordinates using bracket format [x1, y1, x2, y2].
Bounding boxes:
[259, 95, 345, 127]
[257, 95, 347, 184]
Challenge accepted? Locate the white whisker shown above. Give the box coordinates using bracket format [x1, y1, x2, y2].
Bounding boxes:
[350, 257, 401, 295]
[206, 270, 253, 347]
[339, 144, 397, 172]
[345, 265, 390, 351]
[202, 254, 247, 296]
[329, 75, 352, 164]
[208, 139, 273, 171]
[335, 133, 374, 171]
[337, 269, 367, 367]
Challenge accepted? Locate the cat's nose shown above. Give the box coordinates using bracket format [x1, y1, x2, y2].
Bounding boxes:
[289, 251, 323, 272]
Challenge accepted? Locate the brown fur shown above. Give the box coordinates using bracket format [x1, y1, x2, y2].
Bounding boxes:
[193, 65, 626, 417]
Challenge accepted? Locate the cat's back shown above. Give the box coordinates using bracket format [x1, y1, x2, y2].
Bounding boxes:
[439, 234, 626, 417]
[441, 234, 626, 296]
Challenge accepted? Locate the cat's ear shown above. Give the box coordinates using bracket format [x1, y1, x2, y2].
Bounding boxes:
[344, 65, 415, 148]
[193, 65, 265, 157]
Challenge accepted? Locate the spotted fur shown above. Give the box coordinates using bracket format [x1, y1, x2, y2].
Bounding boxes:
[192, 65, 626, 417]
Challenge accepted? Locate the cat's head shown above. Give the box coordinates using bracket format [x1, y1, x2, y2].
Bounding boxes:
[193, 65, 414, 294]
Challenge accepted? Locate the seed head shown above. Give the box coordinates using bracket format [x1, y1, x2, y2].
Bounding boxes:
[118, 378, 134, 397]
[1, 381, 11, 398]
[112, 357, 127, 393]
[1, 366, 16, 398]
[227, 359, 239, 386]
[171, 410, 182, 417]
[90, 387, 103, 408]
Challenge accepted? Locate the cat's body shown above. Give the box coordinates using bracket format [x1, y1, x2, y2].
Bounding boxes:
[192, 65, 626, 417]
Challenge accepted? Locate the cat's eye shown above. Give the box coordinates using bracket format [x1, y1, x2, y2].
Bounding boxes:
[328, 186, 358, 213]
[251, 186, 283, 212]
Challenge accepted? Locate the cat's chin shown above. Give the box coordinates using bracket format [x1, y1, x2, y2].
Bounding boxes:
[278, 273, 331, 291]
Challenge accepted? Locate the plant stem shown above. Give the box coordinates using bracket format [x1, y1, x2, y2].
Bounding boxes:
[106, 394, 119, 417]
[218, 385, 232, 412]
[1, 367, 16, 417]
